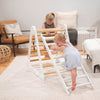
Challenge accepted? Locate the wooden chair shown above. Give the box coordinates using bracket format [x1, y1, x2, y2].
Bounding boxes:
[0, 20, 34, 56]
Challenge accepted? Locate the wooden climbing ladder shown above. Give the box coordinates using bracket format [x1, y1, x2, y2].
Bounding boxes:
[28, 25, 94, 95]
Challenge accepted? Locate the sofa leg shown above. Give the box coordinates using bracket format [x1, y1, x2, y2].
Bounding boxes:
[87, 54, 89, 59]
[94, 65, 96, 73]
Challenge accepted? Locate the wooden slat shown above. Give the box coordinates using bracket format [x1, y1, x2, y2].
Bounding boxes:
[32, 33, 55, 39]
[30, 51, 57, 57]
[30, 53, 57, 57]
[37, 33, 55, 36]
[43, 33, 55, 36]
[30, 51, 48, 57]
[44, 71, 56, 75]
[32, 39, 54, 43]
[30, 53, 47, 57]
[43, 64, 54, 68]
[31, 49, 47, 52]
[31, 50, 47, 53]
[30, 59, 39, 61]
[37, 28, 66, 33]
[30, 57, 50, 62]
[42, 57, 50, 60]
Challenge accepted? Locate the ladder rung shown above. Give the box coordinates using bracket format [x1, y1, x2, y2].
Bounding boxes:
[30, 59, 39, 61]
[38, 33, 55, 36]
[56, 63, 82, 70]
[43, 62, 66, 68]
[30, 57, 51, 62]
[37, 28, 66, 33]
[77, 74, 86, 78]
[44, 70, 67, 75]
[47, 43, 56, 45]
[68, 82, 91, 89]
[30, 51, 57, 57]
[43, 63, 65, 68]
[43, 33, 55, 36]
[76, 82, 91, 88]
[56, 62, 63, 66]
[50, 50, 57, 52]
[43, 64, 54, 68]
[53, 55, 64, 59]
[31, 49, 47, 52]
[42, 57, 50, 61]
[44, 36, 54, 40]
[31, 44, 44, 47]
[30, 52, 47, 57]
[64, 74, 86, 81]
[44, 71, 56, 75]
[32, 40, 42, 42]
[32, 39, 54, 43]
[77, 67, 82, 70]
[60, 70, 67, 73]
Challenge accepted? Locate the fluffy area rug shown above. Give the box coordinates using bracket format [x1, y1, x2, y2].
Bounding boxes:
[0, 56, 100, 100]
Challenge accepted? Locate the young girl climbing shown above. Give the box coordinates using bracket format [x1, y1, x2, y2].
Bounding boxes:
[49, 33, 81, 91]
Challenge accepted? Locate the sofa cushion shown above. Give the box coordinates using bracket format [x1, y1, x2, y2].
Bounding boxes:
[56, 11, 78, 29]
[4, 23, 22, 38]
[3, 35, 30, 44]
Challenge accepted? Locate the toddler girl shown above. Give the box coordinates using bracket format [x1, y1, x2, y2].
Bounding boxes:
[42, 12, 56, 58]
[42, 12, 56, 35]
[49, 33, 81, 91]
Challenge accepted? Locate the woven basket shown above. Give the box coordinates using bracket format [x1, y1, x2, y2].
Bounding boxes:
[0, 45, 11, 63]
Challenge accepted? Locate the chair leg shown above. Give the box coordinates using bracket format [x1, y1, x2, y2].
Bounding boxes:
[11, 34, 16, 57]
[12, 43, 16, 57]
[17, 44, 19, 48]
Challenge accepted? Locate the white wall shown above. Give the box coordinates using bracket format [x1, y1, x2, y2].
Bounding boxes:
[0, 0, 100, 36]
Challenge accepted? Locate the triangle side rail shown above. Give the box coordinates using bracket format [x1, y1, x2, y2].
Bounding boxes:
[28, 26, 45, 80]
[40, 33, 70, 95]
[33, 26, 45, 80]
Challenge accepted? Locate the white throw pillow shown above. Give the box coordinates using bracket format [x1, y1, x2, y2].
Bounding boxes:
[56, 11, 78, 29]
[4, 23, 22, 38]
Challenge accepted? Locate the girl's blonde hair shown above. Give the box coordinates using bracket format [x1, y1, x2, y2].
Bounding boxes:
[54, 33, 66, 42]
[46, 12, 55, 21]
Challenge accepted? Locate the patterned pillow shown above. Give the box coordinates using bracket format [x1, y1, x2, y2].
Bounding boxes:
[4, 23, 22, 38]
[56, 11, 78, 29]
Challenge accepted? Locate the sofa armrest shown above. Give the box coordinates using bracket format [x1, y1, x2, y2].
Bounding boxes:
[2, 33, 15, 44]
[5, 33, 15, 35]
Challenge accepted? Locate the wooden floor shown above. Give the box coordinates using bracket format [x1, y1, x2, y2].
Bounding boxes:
[0, 48, 28, 74]
[0, 48, 84, 74]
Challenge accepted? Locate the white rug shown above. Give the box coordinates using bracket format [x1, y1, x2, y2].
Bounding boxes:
[0, 56, 100, 100]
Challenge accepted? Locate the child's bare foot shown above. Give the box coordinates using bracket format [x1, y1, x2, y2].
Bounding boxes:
[72, 83, 77, 91]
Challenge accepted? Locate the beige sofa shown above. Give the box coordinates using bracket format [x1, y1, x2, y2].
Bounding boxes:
[83, 39, 100, 73]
